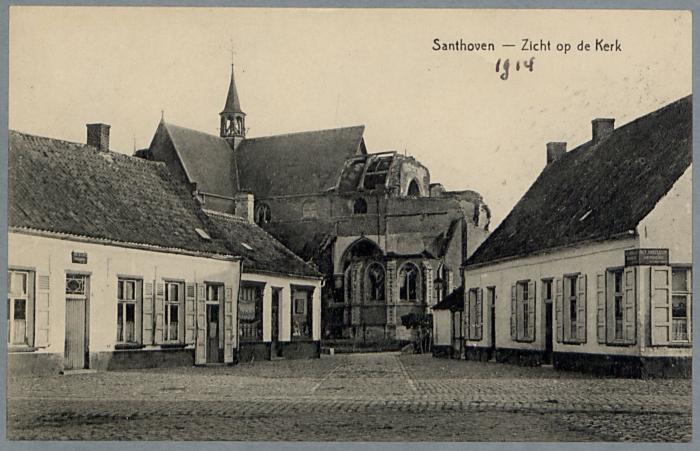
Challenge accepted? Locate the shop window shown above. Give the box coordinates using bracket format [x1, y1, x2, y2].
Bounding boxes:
[239, 284, 263, 341]
[164, 281, 183, 342]
[292, 287, 313, 339]
[117, 278, 142, 344]
[671, 268, 692, 342]
[353, 198, 368, 215]
[399, 263, 420, 302]
[7, 270, 34, 347]
[365, 263, 386, 302]
[254, 203, 271, 225]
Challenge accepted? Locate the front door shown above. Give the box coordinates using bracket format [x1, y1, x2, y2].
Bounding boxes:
[206, 304, 220, 363]
[544, 302, 553, 364]
[65, 274, 89, 370]
[270, 288, 281, 358]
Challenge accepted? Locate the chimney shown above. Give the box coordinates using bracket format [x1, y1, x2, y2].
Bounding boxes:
[592, 118, 614, 143]
[546, 142, 567, 165]
[86, 123, 110, 152]
[234, 192, 255, 224]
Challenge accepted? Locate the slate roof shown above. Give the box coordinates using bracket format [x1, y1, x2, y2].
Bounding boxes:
[467, 95, 692, 267]
[432, 288, 464, 311]
[160, 122, 240, 198]
[8, 130, 235, 257]
[235, 126, 366, 198]
[222, 65, 244, 114]
[204, 210, 321, 278]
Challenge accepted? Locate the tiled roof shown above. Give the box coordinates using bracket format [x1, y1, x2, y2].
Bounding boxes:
[467, 95, 692, 266]
[160, 122, 240, 198]
[8, 130, 234, 257]
[235, 126, 366, 198]
[204, 210, 321, 278]
[432, 288, 464, 311]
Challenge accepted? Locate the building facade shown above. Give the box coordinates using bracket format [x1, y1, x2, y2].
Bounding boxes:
[142, 65, 491, 342]
[461, 96, 692, 377]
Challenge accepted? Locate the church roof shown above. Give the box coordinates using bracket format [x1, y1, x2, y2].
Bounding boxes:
[8, 130, 235, 258]
[467, 95, 692, 267]
[221, 64, 244, 114]
[235, 125, 366, 198]
[160, 122, 240, 198]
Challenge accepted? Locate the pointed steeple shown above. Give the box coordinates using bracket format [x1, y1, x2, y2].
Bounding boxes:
[220, 64, 246, 141]
[221, 64, 244, 114]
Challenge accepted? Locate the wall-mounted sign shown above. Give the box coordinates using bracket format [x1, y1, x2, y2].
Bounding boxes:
[624, 248, 669, 266]
[71, 251, 88, 264]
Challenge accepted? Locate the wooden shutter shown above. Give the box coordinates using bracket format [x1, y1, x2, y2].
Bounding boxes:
[154, 282, 165, 344]
[185, 283, 196, 344]
[143, 282, 154, 344]
[510, 284, 517, 340]
[224, 285, 234, 364]
[623, 267, 637, 344]
[526, 280, 535, 342]
[555, 278, 563, 343]
[650, 266, 672, 345]
[195, 283, 206, 364]
[596, 273, 606, 344]
[34, 273, 51, 347]
[463, 289, 470, 340]
[475, 288, 483, 340]
[576, 274, 587, 343]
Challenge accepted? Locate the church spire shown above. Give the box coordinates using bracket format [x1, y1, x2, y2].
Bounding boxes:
[220, 63, 246, 140]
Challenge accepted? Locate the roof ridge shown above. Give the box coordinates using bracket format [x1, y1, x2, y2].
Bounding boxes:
[241, 124, 365, 142]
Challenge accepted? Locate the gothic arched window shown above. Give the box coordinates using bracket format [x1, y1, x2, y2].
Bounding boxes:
[254, 203, 271, 225]
[353, 198, 368, 215]
[407, 179, 421, 197]
[399, 263, 420, 302]
[365, 263, 385, 302]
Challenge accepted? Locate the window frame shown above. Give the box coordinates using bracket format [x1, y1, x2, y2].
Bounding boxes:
[670, 266, 692, 343]
[163, 280, 184, 343]
[291, 285, 314, 340]
[116, 277, 143, 345]
[254, 203, 271, 225]
[365, 262, 386, 303]
[7, 269, 34, 348]
[239, 282, 264, 342]
[398, 262, 421, 303]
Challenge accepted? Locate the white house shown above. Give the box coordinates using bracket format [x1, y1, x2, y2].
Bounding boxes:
[431, 288, 464, 358]
[461, 95, 692, 377]
[7, 126, 242, 374]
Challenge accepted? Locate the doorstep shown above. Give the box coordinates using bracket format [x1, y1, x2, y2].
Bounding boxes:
[61, 369, 98, 376]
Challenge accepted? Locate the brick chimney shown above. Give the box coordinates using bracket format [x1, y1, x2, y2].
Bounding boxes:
[234, 192, 255, 224]
[546, 142, 567, 165]
[86, 123, 110, 152]
[592, 118, 614, 143]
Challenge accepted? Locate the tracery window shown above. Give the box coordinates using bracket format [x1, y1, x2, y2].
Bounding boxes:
[366, 263, 386, 302]
[255, 203, 271, 224]
[399, 263, 420, 302]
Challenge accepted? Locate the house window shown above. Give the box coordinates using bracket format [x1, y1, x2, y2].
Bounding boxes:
[560, 273, 586, 343]
[239, 284, 263, 341]
[353, 198, 368, 215]
[164, 281, 183, 342]
[568, 277, 577, 339]
[399, 263, 420, 302]
[466, 288, 483, 340]
[7, 270, 34, 347]
[543, 280, 552, 303]
[254, 203, 271, 224]
[117, 278, 142, 344]
[512, 280, 535, 342]
[612, 270, 624, 340]
[365, 263, 385, 302]
[292, 287, 313, 339]
[671, 267, 692, 342]
[302, 199, 318, 219]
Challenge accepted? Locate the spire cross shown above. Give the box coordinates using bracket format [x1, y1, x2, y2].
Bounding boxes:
[230, 39, 235, 67]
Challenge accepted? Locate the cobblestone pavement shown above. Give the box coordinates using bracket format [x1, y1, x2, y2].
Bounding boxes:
[6, 353, 692, 441]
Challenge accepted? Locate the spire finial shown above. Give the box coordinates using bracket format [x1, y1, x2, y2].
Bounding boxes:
[160, 110, 165, 122]
[230, 38, 235, 68]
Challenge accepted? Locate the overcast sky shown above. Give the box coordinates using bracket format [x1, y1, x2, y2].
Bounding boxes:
[9, 7, 691, 228]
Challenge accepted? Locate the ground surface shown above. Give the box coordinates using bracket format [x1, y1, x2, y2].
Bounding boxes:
[6, 353, 692, 441]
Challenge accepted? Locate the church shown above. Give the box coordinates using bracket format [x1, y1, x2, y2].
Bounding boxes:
[140, 64, 491, 342]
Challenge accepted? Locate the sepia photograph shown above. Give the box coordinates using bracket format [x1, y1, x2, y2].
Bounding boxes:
[3, 4, 694, 443]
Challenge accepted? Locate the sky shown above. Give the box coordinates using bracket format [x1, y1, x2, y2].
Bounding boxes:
[9, 7, 691, 228]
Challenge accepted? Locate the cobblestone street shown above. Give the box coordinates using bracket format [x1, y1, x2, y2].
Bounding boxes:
[6, 353, 692, 441]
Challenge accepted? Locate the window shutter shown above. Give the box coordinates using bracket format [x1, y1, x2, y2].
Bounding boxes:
[623, 267, 637, 344]
[185, 283, 196, 344]
[650, 266, 672, 345]
[555, 278, 563, 343]
[34, 274, 51, 348]
[510, 284, 517, 340]
[470, 291, 477, 340]
[596, 273, 606, 344]
[576, 274, 587, 343]
[143, 282, 154, 344]
[154, 283, 165, 344]
[475, 288, 483, 340]
[224, 285, 234, 364]
[516, 285, 525, 341]
[527, 280, 536, 342]
[195, 283, 206, 364]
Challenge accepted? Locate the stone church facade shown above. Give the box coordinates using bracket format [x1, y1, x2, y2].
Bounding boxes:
[141, 65, 491, 341]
